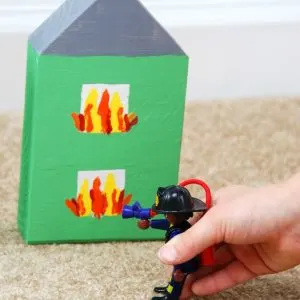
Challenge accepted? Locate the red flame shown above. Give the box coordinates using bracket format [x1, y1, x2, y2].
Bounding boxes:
[71, 89, 138, 134]
[65, 176, 132, 219]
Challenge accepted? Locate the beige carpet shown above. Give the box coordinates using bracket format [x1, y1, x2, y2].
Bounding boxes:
[1, 99, 300, 300]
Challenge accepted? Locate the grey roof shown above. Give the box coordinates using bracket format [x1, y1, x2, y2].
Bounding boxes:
[29, 0, 186, 57]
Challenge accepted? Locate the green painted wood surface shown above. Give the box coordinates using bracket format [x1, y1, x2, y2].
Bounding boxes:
[18, 44, 188, 244]
[17, 44, 38, 241]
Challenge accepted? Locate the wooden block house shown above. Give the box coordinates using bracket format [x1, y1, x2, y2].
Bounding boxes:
[18, 0, 189, 244]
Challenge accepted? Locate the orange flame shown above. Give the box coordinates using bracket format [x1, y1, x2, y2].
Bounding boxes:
[71, 89, 138, 134]
[65, 174, 132, 219]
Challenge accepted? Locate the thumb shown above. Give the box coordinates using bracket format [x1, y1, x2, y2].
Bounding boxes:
[157, 208, 225, 265]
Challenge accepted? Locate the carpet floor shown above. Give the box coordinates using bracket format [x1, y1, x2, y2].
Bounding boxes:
[1, 98, 300, 300]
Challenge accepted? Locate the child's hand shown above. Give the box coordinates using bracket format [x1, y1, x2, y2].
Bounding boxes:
[157, 174, 300, 298]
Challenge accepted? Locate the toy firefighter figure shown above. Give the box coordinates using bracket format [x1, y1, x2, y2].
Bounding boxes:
[139, 185, 207, 300]
[122, 179, 215, 300]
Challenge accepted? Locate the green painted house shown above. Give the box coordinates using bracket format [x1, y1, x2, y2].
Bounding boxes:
[18, 0, 189, 244]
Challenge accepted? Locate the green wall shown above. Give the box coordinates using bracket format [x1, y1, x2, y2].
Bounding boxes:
[18, 44, 189, 244]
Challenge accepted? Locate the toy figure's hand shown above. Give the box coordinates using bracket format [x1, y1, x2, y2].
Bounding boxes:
[157, 173, 300, 298]
[137, 219, 150, 230]
[173, 269, 185, 282]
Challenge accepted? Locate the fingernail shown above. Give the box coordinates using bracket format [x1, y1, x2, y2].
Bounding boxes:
[158, 245, 177, 262]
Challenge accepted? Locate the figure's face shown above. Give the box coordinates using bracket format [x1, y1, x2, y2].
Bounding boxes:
[165, 214, 183, 225]
[165, 214, 176, 224]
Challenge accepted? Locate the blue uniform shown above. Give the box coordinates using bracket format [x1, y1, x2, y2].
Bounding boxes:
[150, 219, 200, 299]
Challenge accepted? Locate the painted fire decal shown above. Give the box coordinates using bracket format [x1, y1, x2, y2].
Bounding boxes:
[71, 84, 138, 134]
[65, 172, 132, 219]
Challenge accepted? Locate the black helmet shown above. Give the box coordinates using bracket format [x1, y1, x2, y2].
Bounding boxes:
[152, 185, 207, 214]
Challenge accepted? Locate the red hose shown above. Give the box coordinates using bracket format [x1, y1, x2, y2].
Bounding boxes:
[179, 178, 215, 266]
[179, 178, 212, 209]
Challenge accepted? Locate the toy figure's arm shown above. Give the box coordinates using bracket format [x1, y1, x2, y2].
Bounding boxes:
[149, 219, 169, 230]
[137, 218, 169, 230]
[122, 201, 160, 230]
[169, 228, 182, 239]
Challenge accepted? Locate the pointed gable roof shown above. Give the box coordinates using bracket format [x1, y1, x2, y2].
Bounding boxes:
[29, 0, 186, 57]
